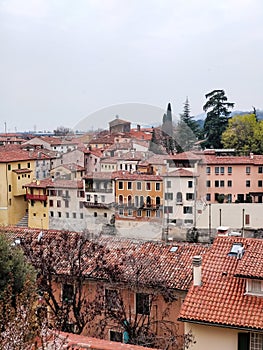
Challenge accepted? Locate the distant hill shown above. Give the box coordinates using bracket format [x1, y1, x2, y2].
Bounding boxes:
[194, 110, 263, 130]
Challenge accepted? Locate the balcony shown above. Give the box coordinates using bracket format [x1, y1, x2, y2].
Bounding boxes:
[85, 188, 112, 193]
[26, 193, 47, 201]
[83, 201, 110, 209]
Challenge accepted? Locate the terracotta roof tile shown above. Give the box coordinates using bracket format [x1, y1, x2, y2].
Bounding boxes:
[0, 227, 208, 291]
[179, 236, 263, 330]
[25, 178, 83, 189]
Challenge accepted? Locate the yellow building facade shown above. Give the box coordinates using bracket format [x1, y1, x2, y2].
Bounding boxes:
[0, 156, 35, 225]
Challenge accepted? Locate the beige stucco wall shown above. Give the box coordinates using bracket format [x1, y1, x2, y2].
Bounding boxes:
[195, 203, 263, 231]
[185, 323, 238, 350]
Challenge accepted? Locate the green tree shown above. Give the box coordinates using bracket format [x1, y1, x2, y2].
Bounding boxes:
[203, 90, 234, 149]
[222, 113, 263, 154]
[175, 97, 200, 152]
[162, 103, 173, 136]
[0, 234, 35, 297]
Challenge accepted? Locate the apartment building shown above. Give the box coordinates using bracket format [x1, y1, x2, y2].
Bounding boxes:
[202, 152, 263, 204]
[25, 178, 85, 231]
[0, 146, 47, 225]
[114, 171, 163, 221]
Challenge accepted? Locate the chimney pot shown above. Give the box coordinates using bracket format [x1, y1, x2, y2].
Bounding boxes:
[193, 255, 202, 286]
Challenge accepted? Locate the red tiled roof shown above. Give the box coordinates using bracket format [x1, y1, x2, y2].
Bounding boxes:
[57, 332, 161, 350]
[113, 171, 163, 181]
[201, 154, 263, 165]
[1, 228, 208, 291]
[179, 236, 263, 330]
[0, 145, 49, 162]
[166, 168, 196, 177]
[169, 152, 202, 161]
[25, 178, 83, 189]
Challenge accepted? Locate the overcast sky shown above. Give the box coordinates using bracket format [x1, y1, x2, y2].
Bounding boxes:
[1, 0, 263, 132]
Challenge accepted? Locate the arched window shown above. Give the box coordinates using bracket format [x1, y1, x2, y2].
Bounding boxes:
[119, 195, 123, 205]
[128, 195, 132, 206]
[146, 196, 151, 207]
[156, 196, 161, 207]
[135, 196, 139, 207]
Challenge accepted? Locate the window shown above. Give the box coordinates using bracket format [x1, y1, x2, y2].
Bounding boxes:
[188, 181, 193, 188]
[247, 279, 263, 295]
[146, 182, 151, 191]
[164, 206, 173, 214]
[127, 181, 132, 190]
[57, 200, 61, 207]
[206, 193, 211, 201]
[65, 200, 69, 208]
[259, 166, 263, 174]
[105, 289, 119, 310]
[220, 180, 225, 187]
[119, 208, 124, 216]
[245, 214, 250, 225]
[246, 166, 251, 174]
[238, 333, 250, 350]
[137, 182, 142, 190]
[18, 163, 21, 169]
[8, 185, 11, 192]
[156, 182, 160, 191]
[165, 193, 173, 200]
[166, 180, 171, 188]
[119, 195, 123, 205]
[136, 293, 150, 315]
[250, 332, 263, 350]
[50, 211, 54, 217]
[220, 167, 224, 174]
[184, 219, 193, 224]
[135, 196, 139, 207]
[118, 181, 123, 190]
[101, 195, 105, 203]
[246, 180, 251, 187]
[58, 190, 62, 196]
[137, 209, 142, 217]
[27, 162, 30, 168]
[104, 213, 107, 218]
[227, 194, 232, 203]
[8, 164, 11, 171]
[228, 166, 232, 174]
[87, 194, 91, 201]
[66, 212, 69, 218]
[206, 180, 211, 188]
[215, 180, 219, 187]
[73, 212, 76, 218]
[186, 193, 194, 200]
[109, 330, 123, 343]
[62, 284, 74, 303]
[176, 192, 182, 203]
[183, 206, 193, 214]
[94, 212, 97, 217]
[258, 180, 263, 187]
[58, 212, 61, 218]
[228, 180, 232, 187]
[146, 210, 151, 217]
[206, 166, 211, 175]
[215, 167, 219, 175]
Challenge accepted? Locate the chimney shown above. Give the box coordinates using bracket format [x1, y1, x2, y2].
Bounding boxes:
[193, 255, 202, 286]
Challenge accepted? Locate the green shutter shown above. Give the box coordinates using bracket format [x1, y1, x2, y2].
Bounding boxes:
[238, 333, 250, 350]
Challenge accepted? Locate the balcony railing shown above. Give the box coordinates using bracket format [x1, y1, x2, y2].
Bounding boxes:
[26, 193, 47, 201]
[83, 201, 110, 209]
[85, 188, 113, 193]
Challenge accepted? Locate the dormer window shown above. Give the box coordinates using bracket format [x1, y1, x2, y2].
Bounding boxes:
[246, 279, 263, 296]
